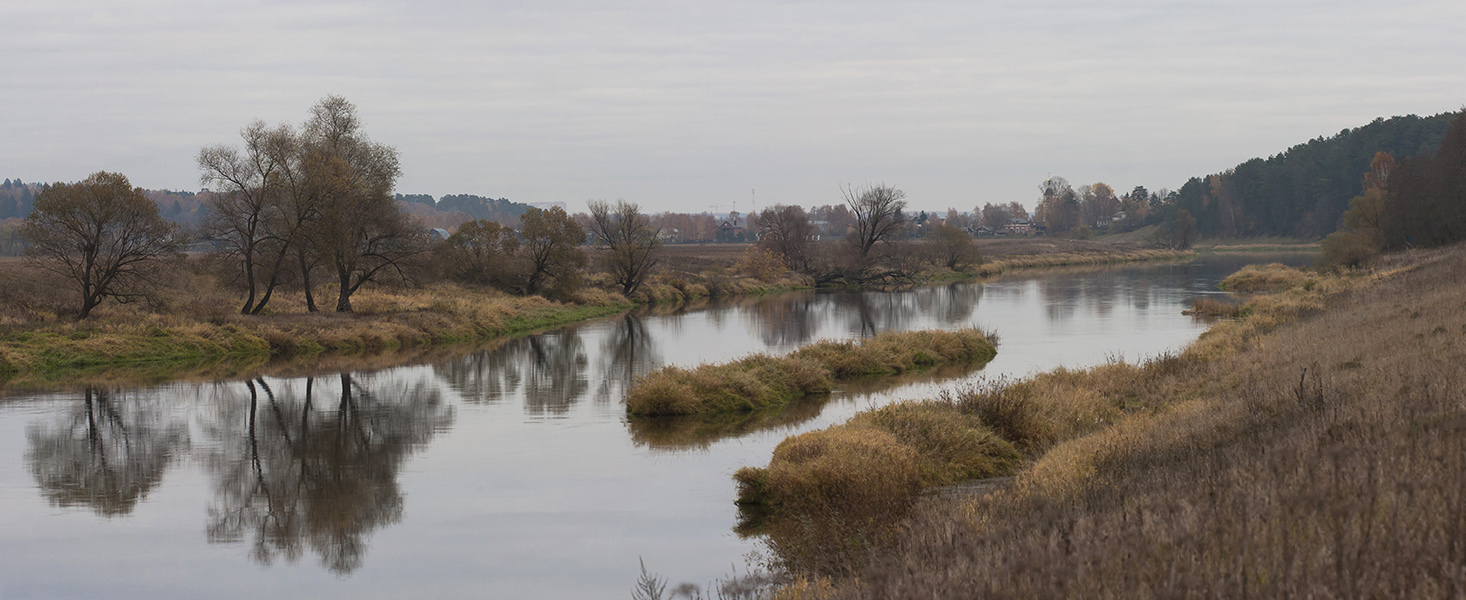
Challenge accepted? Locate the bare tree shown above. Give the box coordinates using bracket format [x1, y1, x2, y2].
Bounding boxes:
[199, 120, 301, 315]
[299, 96, 424, 313]
[586, 199, 661, 296]
[844, 184, 908, 259]
[756, 204, 818, 271]
[20, 172, 185, 319]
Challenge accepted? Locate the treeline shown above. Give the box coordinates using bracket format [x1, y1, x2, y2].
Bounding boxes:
[1166, 112, 1455, 239]
[1023, 112, 1460, 247]
[396, 193, 535, 230]
[1325, 111, 1466, 264]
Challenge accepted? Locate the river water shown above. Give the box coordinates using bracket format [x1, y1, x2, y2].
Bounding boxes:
[0, 253, 1312, 599]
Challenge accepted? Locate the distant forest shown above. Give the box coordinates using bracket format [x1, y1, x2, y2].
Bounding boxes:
[1163, 112, 1457, 238]
[3, 110, 1460, 258]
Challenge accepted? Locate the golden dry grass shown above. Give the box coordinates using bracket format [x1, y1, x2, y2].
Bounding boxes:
[766, 244, 1466, 598]
[624, 328, 996, 415]
[0, 260, 632, 387]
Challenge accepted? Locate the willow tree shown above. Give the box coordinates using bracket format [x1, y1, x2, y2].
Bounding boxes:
[21, 172, 185, 319]
[299, 96, 423, 313]
[198, 120, 300, 315]
[520, 206, 586, 297]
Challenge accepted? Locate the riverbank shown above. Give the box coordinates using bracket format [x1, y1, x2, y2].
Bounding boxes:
[761, 243, 1465, 596]
[0, 240, 1198, 390]
[0, 281, 634, 390]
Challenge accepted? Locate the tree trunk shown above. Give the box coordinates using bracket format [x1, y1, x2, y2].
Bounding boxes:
[298, 249, 318, 312]
[335, 264, 353, 313]
[241, 251, 257, 315]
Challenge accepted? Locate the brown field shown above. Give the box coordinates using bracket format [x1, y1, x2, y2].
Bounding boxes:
[751, 244, 1466, 597]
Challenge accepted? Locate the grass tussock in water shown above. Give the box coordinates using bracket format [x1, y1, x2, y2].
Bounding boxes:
[624, 328, 996, 416]
[757, 246, 1466, 596]
[1183, 297, 1247, 318]
[734, 401, 1019, 512]
[1218, 262, 1316, 292]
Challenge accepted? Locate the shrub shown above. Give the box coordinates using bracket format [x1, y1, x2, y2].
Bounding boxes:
[1320, 230, 1378, 268]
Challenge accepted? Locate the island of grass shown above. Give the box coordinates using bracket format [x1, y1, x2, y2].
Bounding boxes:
[623, 328, 997, 416]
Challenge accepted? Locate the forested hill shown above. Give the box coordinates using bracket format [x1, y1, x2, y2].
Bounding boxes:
[394, 193, 535, 229]
[1167, 112, 1457, 238]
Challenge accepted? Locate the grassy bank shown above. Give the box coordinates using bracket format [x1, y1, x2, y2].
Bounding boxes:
[741, 249, 1413, 583]
[0, 276, 632, 389]
[971, 247, 1194, 278]
[624, 328, 996, 416]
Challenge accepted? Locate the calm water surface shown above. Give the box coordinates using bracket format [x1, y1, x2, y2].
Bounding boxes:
[0, 254, 1313, 599]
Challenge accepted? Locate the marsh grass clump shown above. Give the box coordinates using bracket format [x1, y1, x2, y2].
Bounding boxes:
[625, 329, 995, 416]
[1219, 262, 1315, 292]
[789, 328, 996, 379]
[626, 355, 832, 415]
[733, 400, 1020, 575]
[1183, 297, 1247, 318]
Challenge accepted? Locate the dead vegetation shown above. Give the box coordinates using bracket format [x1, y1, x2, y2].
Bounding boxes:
[1183, 297, 1247, 318]
[624, 329, 996, 416]
[752, 244, 1466, 597]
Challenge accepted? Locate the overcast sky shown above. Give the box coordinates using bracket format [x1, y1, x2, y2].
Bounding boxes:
[2, 0, 1462, 213]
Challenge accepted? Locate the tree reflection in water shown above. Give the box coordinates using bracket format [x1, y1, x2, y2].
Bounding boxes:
[746, 293, 822, 348]
[832, 283, 983, 338]
[434, 331, 590, 415]
[596, 313, 659, 402]
[26, 387, 188, 517]
[199, 372, 453, 574]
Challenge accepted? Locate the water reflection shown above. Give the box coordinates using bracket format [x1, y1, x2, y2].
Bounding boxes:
[199, 373, 453, 574]
[832, 283, 983, 338]
[26, 388, 188, 517]
[744, 292, 822, 348]
[598, 313, 659, 401]
[435, 334, 590, 415]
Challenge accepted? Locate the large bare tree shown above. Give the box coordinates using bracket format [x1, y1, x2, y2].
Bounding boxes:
[844, 184, 908, 259]
[586, 199, 660, 296]
[198, 120, 301, 315]
[21, 172, 185, 319]
[756, 204, 818, 271]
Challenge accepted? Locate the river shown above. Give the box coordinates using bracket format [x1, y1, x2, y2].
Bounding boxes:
[0, 253, 1313, 599]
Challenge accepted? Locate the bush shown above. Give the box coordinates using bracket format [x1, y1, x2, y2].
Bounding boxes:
[1320, 230, 1378, 268]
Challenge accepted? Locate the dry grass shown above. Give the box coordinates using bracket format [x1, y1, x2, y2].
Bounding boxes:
[624, 329, 996, 416]
[1183, 296, 1247, 318]
[766, 243, 1466, 598]
[732, 400, 1020, 576]
[1219, 261, 1317, 292]
[0, 259, 632, 388]
[971, 248, 1194, 278]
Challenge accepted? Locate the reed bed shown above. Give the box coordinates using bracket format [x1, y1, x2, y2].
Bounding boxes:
[624, 328, 996, 416]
